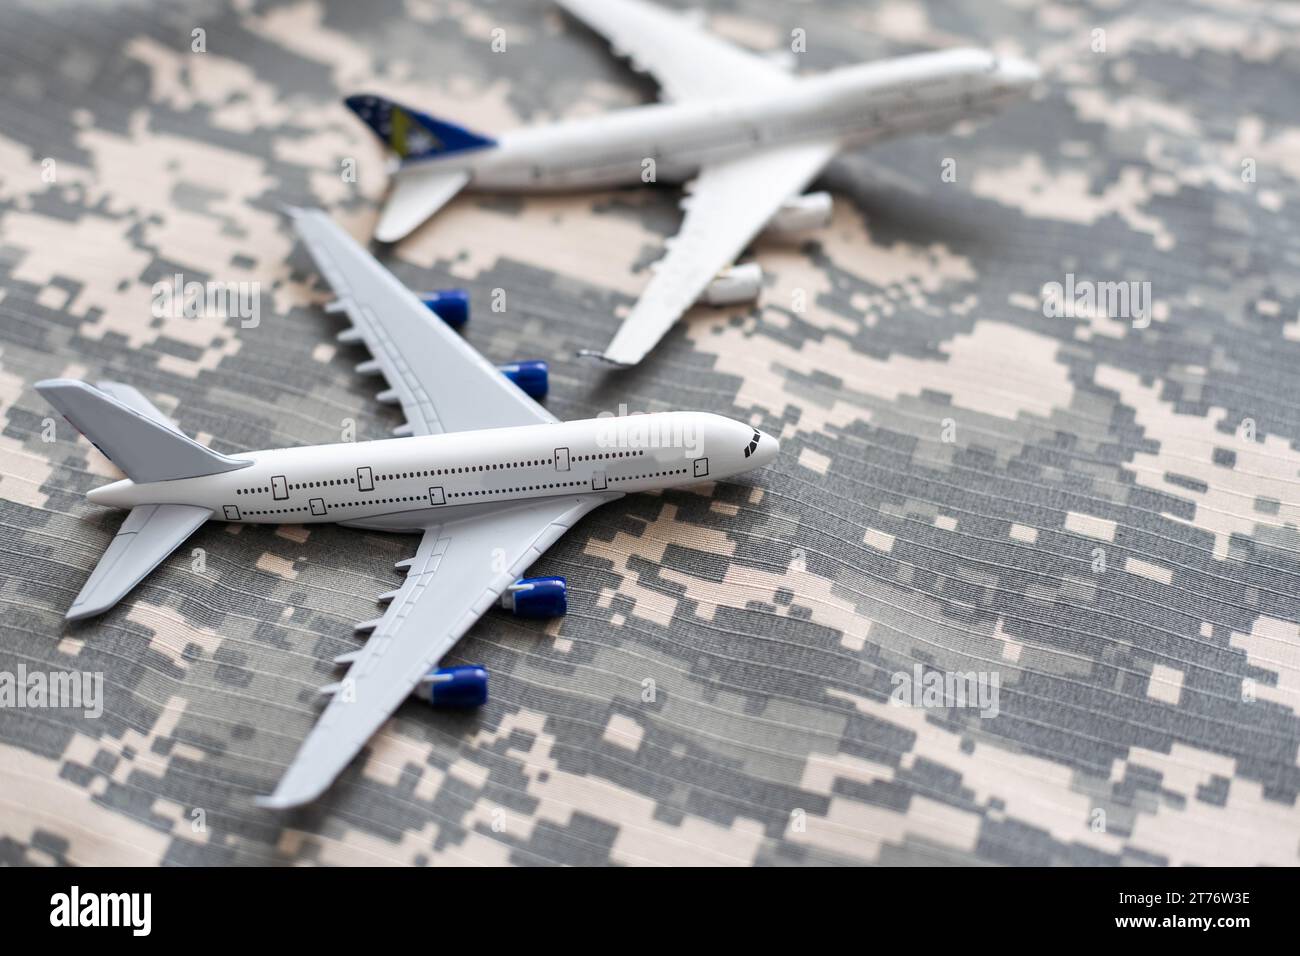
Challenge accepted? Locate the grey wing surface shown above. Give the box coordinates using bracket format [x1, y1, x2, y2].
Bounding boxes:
[289, 207, 556, 436]
[257, 493, 618, 809]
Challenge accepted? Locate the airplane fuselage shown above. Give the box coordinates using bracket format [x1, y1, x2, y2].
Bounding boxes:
[402, 48, 1035, 191]
[88, 412, 775, 531]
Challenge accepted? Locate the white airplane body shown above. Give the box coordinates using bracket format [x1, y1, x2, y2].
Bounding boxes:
[38, 208, 777, 809]
[408, 50, 1030, 193]
[353, 0, 1040, 365]
[87, 412, 756, 531]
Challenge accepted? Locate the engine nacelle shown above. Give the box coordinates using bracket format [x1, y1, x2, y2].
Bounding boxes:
[498, 360, 549, 400]
[762, 49, 798, 71]
[700, 263, 763, 306]
[419, 288, 470, 328]
[501, 576, 567, 618]
[414, 664, 488, 708]
[765, 191, 833, 236]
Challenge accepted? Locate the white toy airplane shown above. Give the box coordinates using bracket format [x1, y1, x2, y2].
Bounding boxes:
[37, 208, 778, 808]
[349, 0, 1040, 366]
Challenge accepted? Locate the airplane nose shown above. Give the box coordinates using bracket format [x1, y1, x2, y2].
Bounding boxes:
[755, 430, 780, 466]
[999, 56, 1042, 90]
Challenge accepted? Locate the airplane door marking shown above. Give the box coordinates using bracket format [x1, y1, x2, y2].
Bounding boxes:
[272, 475, 288, 500]
[555, 448, 570, 472]
[357, 466, 374, 491]
[428, 486, 446, 505]
[693, 458, 709, 478]
[309, 498, 326, 516]
[223, 505, 241, 520]
[592, 471, 607, 491]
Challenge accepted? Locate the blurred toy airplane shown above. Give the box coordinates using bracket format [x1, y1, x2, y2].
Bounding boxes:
[347, 0, 1040, 366]
[38, 209, 778, 808]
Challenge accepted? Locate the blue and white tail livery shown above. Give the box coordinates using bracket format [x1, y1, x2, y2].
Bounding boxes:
[344, 94, 496, 162]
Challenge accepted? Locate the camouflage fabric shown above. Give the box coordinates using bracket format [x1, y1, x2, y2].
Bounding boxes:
[2, 0, 1299, 866]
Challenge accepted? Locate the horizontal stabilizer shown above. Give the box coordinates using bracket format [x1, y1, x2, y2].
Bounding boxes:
[66, 504, 211, 621]
[36, 379, 250, 483]
[375, 167, 470, 243]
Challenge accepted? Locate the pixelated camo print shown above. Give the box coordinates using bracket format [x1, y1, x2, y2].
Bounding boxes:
[1, 0, 1299, 866]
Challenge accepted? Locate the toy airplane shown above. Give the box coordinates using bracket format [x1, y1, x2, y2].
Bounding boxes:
[37, 208, 778, 808]
[347, 0, 1040, 366]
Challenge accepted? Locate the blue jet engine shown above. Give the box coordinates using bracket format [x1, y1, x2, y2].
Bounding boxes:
[500, 576, 567, 617]
[497, 360, 549, 400]
[419, 288, 470, 328]
[415, 664, 488, 708]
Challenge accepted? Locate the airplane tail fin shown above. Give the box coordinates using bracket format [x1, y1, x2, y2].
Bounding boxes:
[35, 379, 244, 620]
[344, 94, 496, 162]
[35, 379, 250, 484]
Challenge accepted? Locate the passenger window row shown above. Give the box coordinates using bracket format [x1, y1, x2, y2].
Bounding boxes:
[236, 448, 654, 499]
[575, 451, 645, 461]
[448, 480, 586, 499]
[243, 493, 426, 517]
[611, 469, 688, 482]
[235, 477, 356, 496]
[238, 467, 685, 518]
[377, 458, 554, 481]
[292, 478, 355, 490]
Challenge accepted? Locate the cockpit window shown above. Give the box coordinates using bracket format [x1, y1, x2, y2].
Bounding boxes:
[743, 429, 760, 458]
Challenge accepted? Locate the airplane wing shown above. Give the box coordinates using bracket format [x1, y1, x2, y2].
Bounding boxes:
[265, 210, 612, 807]
[556, 0, 795, 101]
[593, 139, 838, 367]
[289, 207, 556, 435]
[257, 493, 616, 808]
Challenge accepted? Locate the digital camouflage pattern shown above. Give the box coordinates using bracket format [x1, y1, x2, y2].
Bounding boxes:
[2, 0, 1299, 866]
